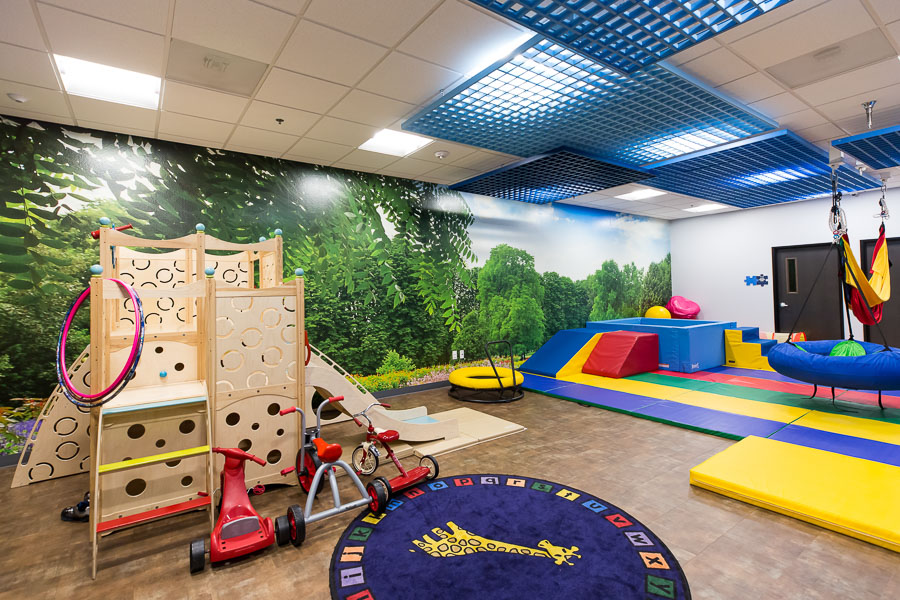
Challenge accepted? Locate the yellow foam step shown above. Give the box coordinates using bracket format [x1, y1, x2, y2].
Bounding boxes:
[99, 445, 210, 474]
[691, 436, 900, 553]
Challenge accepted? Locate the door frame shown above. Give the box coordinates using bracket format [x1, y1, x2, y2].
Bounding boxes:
[859, 235, 900, 343]
[771, 241, 844, 335]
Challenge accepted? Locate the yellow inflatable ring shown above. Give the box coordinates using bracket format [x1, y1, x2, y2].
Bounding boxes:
[449, 366, 523, 390]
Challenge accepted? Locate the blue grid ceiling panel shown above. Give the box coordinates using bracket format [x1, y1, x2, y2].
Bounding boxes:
[449, 148, 653, 203]
[402, 38, 775, 165]
[468, 0, 794, 74]
[832, 124, 900, 170]
[646, 130, 880, 208]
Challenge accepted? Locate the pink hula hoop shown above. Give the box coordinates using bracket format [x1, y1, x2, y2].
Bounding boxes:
[60, 279, 142, 399]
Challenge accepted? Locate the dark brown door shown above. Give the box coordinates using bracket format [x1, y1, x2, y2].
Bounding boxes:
[861, 236, 899, 345]
[772, 243, 843, 340]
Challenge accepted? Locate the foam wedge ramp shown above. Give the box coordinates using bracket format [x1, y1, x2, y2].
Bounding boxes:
[520, 328, 598, 377]
[690, 436, 900, 552]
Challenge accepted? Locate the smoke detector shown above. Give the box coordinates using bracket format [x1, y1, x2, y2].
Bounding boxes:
[434, 150, 450, 160]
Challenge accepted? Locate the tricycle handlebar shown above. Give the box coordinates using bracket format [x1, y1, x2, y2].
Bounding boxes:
[212, 447, 266, 466]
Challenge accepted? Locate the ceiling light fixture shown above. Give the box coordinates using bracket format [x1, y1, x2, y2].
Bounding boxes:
[615, 189, 667, 201]
[55, 54, 160, 109]
[359, 129, 432, 157]
[684, 204, 727, 213]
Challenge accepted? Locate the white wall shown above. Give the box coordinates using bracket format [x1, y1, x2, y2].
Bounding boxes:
[670, 186, 898, 334]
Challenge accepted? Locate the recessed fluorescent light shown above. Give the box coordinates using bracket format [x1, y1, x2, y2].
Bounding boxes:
[55, 55, 160, 109]
[358, 129, 432, 157]
[684, 204, 727, 213]
[615, 189, 667, 201]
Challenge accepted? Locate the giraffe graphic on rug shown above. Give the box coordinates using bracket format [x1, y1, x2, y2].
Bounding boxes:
[410, 521, 581, 566]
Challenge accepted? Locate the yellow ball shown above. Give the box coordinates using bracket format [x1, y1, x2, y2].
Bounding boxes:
[645, 306, 671, 319]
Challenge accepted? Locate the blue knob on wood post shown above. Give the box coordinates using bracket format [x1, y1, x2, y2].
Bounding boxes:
[295, 268, 304, 277]
[205, 267, 215, 277]
[195, 223, 205, 232]
[90, 264, 103, 276]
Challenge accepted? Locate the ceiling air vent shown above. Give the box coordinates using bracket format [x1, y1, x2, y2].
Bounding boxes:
[166, 39, 267, 97]
[766, 29, 896, 89]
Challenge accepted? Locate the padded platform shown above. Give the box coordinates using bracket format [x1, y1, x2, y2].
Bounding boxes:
[582, 331, 658, 378]
[690, 436, 900, 553]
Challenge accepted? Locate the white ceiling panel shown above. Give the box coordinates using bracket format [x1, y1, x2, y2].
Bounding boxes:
[40, 0, 169, 35]
[0, 79, 69, 118]
[398, 1, 526, 75]
[162, 81, 249, 122]
[797, 122, 846, 143]
[285, 137, 352, 162]
[450, 150, 515, 171]
[172, 0, 293, 63]
[748, 92, 810, 118]
[887, 20, 900, 45]
[1, 0, 45, 50]
[253, 0, 307, 15]
[715, 72, 785, 104]
[277, 20, 387, 87]
[69, 96, 157, 130]
[716, 0, 829, 44]
[868, 0, 900, 24]
[357, 52, 460, 105]
[378, 156, 438, 177]
[793, 58, 900, 106]
[228, 125, 299, 153]
[224, 143, 282, 157]
[328, 90, 414, 127]
[425, 163, 478, 182]
[78, 119, 154, 137]
[728, 0, 875, 69]
[0, 42, 59, 89]
[777, 108, 828, 130]
[158, 111, 234, 143]
[816, 82, 900, 120]
[679, 48, 755, 87]
[240, 100, 318, 136]
[0, 105, 74, 125]
[406, 138, 478, 163]
[255, 68, 348, 114]
[157, 132, 223, 149]
[39, 4, 164, 75]
[304, 116, 378, 147]
[303, 0, 440, 48]
[336, 149, 398, 170]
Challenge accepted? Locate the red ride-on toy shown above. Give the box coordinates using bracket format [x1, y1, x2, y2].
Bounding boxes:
[277, 396, 390, 547]
[189, 447, 285, 573]
[350, 401, 439, 496]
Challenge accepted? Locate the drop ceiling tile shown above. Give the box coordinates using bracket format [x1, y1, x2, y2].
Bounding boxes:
[304, 116, 378, 147]
[797, 122, 846, 143]
[228, 125, 299, 153]
[303, 0, 440, 47]
[793, 58, 900, 106]
[1, 0, 44, 50]
[379, 170, 420, 181]
[869, 0, 900, 24]
[162, 81, 248, 122]
[887, 20, 900, 45]
[406, 139, 477, 164]
[816, 82, 900, 120]
[449, 150, 515, 171]
[173, 0, 293, 63]
[39, 4, 164, 75]
[398, 1, 525, 75]
[357, 52, 460, 105]
[834, 102, 900, 134]
[425, 164, 478, 183]
[69, 96, 157, 130]
[282, 155, 328, 167]
[241, 101, 318, 136]
[285, 137, 353, 162]
[159, 111, 233, 143]
[728, 0, 875, 69]
[777, 108, 828, 130]
[0, 106, 74, 126]
[0, 79, 69, 118]
[253, 0, 307, 15]
[41, 0, 169, 34]
[716, 0, 828, 44]
[679, 48, 755, 87]
[224, 143, 283, 158]
[329, 161, 378, 175]
[715, 72, 787, 104]
[277, 20, 387, 86]
[662, 38, 720, 67]
[379, 156, 439, 177]
[78, 120, 154, 138]
[335, 149, 398, 170]
[328, 90, 414, 127]
[256, 68, 348, 114]
[157, 132, 223, 149]
[0, 42, 59, 89]
[748, 92, 810, 119]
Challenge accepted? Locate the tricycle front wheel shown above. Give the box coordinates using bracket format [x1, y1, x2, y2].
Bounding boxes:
[420, 454, 439, 480]
[351, 444, 379, 476]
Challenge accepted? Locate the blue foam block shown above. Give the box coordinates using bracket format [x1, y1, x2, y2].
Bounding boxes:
[770, 425, 900, 468]
[633, 401, 786, 438]
[519, 328, 597, 377]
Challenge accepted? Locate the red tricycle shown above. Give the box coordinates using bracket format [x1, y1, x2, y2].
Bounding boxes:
[189, 447, 287, 573]
[350, 401, 439, 495]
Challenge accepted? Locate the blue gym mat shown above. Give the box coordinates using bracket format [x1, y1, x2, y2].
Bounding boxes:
[769, 425, 900, 468]
[519, 329, 597, 377]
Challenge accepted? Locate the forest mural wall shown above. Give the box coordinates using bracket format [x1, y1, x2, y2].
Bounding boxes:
[0, 114, 670, 453]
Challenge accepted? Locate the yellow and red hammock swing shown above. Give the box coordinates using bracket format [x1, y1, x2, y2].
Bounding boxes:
[838, 187, 890, 326]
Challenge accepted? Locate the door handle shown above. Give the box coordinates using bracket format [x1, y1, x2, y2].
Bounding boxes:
[779, 302, 789, 308]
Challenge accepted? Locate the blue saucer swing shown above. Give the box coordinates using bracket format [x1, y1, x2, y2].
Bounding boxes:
[767, 176, 899, 409]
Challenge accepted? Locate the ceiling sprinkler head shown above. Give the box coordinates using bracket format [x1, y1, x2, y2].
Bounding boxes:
[6, 93, 27, 103]
[434, 150, 450, 160]
[862, 100, 876, 129]
[275, 118, 284, 125]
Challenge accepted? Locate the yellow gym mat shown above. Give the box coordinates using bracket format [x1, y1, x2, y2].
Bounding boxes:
[690, 436, 900, 553]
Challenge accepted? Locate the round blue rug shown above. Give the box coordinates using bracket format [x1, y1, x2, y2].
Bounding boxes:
[329, 474, 690, 599]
